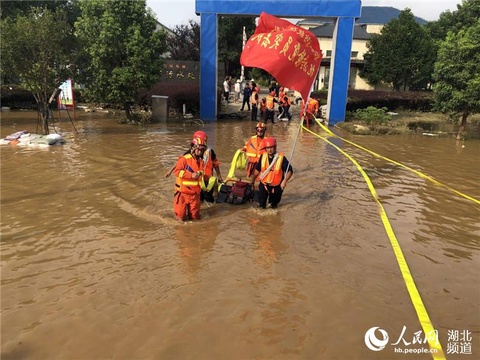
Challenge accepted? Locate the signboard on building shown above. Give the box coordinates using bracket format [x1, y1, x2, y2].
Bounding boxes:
[160, 60, 199, 84]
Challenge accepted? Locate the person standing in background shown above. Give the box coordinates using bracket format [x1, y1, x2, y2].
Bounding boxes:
[265, 91, 277, 124]
[250, 85, 259, 121]
[234, 79, 241, 103]
[240, 82, 251, 111]
[223, 76, 231, 103]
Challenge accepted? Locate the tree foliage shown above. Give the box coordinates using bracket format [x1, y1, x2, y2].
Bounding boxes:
[1, 0, 67, 19]
[75, 0, 167, 118]
[218, 16, 256, 77]
[426, 0, 480, 42]
[433, 19, 480, 138]
[0, 7, 75, 134]
[361, 9, 435, 91]
[169, 20, 200, 61]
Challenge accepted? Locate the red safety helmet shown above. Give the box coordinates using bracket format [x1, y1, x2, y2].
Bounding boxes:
[262, 137, 277, 149]
[193, 130, 208, 142]
[192, 131, 207, 147]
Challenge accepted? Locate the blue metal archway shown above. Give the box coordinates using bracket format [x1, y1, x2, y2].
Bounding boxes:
[195, 0, 361, 125]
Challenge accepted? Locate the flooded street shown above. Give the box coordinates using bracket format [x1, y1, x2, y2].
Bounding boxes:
[1, 110, 479, 360]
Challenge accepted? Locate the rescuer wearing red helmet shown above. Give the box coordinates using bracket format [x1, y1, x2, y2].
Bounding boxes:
[173, 133, 208, 220]
[241, 122, 268, 177]
[301, 95, 319, 126]
[249, 136, 293, 209]
[167, 131, 223, 204]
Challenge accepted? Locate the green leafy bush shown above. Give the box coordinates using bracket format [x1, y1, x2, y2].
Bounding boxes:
[355, 106, 392, 126]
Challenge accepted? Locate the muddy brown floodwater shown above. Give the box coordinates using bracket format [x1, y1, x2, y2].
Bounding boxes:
[1, 110, 479, 360]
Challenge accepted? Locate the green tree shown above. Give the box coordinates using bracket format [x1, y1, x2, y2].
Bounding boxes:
[361, 9, 435, 91]
[1, 0, 71, 19]
[169, 20, 200, 61]
[426, 0, 480, 42]
[218, 16, 256, 77]
[0, 7, 75, 134]
[433, 20, 480, 139]
[75, 0, 167, 119]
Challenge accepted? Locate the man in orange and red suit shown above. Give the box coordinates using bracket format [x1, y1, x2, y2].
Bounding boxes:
[173, 134, 207, 221]
[241, 122, 268, 178]
[168, 131, 222, 204]
[194, 131, 223, 203]
[249, 137, 293, 209]
[301, 96, 319, 125]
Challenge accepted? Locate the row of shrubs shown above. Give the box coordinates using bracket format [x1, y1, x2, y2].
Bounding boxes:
[2, 84, 434, 114]
[312, 89, 435, 112]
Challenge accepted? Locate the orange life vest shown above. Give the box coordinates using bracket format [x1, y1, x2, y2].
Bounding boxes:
[244, 135, 266, 163]
[260, 152, 284, 186]
[282, 95, 291, 106]
[250, 90, 258, 105]
[266, 95, 275, 110]
[174, 153, 204, 194]
[259, 99, 267, 112]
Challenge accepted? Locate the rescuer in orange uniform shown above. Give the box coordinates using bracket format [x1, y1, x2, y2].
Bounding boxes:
[301, 96, 320, 126]
[265, 91, 278, 124]
[241, 122, 268, 178]
[191, 131, 223, 203]
[167, 131, 222, 204]
[173, 134, 207, 221]
[278, 87, 292, 121]
[249, 137, 293, 209]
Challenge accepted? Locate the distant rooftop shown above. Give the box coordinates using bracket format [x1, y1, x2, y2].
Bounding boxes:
[310, 23, 371, 40]
[297, 6, 427, 27]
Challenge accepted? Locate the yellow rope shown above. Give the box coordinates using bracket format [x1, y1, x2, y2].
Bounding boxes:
[303, 125, 445, 359]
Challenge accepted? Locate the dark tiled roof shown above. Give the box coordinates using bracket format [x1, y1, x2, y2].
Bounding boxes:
[357, 6, 427, 25]
[298, 6, 427, 26]
[310, 23, 371, 40]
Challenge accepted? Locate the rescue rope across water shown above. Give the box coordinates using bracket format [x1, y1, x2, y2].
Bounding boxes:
[302, 125, 446, 360]
[314, 118, 480, 206]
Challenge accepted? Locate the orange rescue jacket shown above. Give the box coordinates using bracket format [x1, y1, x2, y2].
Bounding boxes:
[250, 91, 258, 105]
[243, 135, 266, 163]
[260, 152, 285, 186]
[266, 95, 275, 110]
[174, 153, 204, 194]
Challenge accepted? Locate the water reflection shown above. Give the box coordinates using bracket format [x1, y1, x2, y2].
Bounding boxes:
[174, 220, 218, 280]
[249, 213, 288, 269]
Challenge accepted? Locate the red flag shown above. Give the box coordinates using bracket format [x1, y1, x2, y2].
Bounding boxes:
[240, 12, 322, 102]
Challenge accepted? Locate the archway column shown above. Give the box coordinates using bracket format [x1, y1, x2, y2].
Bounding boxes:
[327, 17, 355, 124]
[199, 13, 218, 121]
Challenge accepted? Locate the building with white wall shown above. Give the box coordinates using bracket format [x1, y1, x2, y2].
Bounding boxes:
[297, 7, 427, 91]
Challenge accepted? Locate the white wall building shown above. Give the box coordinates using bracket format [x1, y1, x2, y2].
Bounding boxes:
[297, 6, 427, 91]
